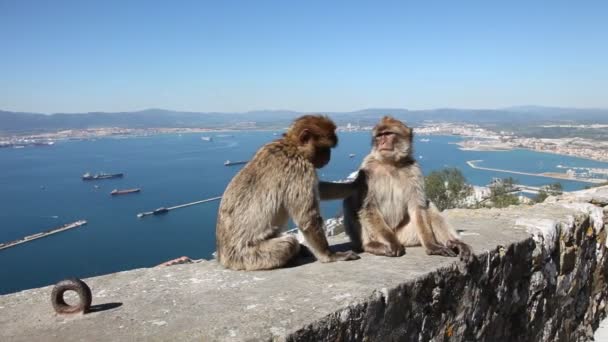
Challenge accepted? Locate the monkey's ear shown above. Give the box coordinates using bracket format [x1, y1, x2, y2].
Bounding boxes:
[299, 129, 313, 144]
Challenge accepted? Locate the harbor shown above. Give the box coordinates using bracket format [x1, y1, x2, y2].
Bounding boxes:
[0, 220, 87, 251]
[466, 160, 607, 184]
[137, 196, 222, 218]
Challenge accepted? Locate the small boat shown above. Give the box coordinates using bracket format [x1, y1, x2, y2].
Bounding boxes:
[201, 136, 213, 142]
[420, 138, 430, 142]
[82, 172, 124, 181]
[111, 188, 141, 196]
[349, 153, 356, 158]
[224, 160, 248, 166]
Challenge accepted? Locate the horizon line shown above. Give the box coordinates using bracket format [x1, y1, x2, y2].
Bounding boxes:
[2, 105, 608, 116]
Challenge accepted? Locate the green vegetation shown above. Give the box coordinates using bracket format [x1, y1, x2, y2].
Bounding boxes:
[487, 177, 520, 208]
[425, 170, 567, 210]
[533, 182, 563, 203]
[425, 168, 472, 211]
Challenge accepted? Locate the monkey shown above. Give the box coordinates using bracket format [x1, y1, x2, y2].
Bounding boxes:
[343, 116, 472, 261]
[216, 115, 362, 271]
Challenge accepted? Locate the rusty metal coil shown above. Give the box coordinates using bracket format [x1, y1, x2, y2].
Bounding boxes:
[51, 278, 92, 314]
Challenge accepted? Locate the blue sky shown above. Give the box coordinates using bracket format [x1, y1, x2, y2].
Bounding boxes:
[1, 0, 607, 113]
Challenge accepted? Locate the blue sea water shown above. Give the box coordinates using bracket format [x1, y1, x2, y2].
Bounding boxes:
[1, 132, 607, 294]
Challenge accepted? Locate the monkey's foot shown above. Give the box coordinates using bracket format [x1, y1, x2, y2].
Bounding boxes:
[426, 245, 458, 257]
[384, 244, 405, 257]
[363, 241, 404, 257]
[330, 251, 361, 262]
[447, 240, 475, 263]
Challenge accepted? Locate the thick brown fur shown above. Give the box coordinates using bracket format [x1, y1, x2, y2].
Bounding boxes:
[216, 115, 361, 271]
[343, 116, 473, 261]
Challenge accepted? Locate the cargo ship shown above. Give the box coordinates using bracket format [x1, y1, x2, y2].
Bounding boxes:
[224, 160, 248, 166]
[82, 172, 124, 181]
[111, 188, 141, 196]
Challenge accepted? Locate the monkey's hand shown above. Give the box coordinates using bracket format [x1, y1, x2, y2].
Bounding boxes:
[322, 251, 360, 262]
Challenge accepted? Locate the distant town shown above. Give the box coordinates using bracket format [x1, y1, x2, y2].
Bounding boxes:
[414, 122, 608, 163]
[2, 121, 608, 167]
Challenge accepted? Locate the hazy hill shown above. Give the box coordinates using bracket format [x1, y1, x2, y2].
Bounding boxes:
[1, 106, 607, 134]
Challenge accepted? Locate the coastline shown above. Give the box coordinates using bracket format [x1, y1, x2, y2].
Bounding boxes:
[466, 160, 607, 184]
[449, 139, 608, 163]
[3, 125, 608, 164]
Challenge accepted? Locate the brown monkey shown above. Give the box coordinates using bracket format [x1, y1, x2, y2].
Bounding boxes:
[343, 116, 472, 260]
[216, 115, 362, 271]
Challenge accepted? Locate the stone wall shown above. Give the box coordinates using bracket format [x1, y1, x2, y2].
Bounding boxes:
[0, 186, 607, 341]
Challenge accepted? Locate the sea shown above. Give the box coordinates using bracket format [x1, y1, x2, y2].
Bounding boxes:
[1, 131, 608, 295]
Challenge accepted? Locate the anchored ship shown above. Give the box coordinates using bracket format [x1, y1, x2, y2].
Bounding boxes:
[82, 172, 124, 181]
[111, 188, 141, 196]
[224, 160, 248, 166]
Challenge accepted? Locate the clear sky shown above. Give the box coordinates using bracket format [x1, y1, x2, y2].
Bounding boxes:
[1, 0, 607, 113]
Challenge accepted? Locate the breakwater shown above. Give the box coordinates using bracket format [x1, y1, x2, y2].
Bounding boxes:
[137, 196, 222, 218]
[467, 160, 606, 184]
[0, 220, 87, 251]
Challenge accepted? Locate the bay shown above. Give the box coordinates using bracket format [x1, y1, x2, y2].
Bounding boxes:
[1, 132, 607, 294]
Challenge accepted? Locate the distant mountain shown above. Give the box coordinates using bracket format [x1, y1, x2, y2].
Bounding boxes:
[1, 107, 607, 134]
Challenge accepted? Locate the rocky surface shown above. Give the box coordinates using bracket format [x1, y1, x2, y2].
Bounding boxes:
[1, 186, 607, 342]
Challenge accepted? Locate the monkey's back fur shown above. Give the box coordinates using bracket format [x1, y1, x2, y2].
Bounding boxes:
[216, 140, 318, 270]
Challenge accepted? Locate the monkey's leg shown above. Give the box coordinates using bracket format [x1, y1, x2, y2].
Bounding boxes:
[359, 207, 405, 257]
[410, 206, 457, 257]
[426, 202, 474, 262]
[242, 235, 301, 271]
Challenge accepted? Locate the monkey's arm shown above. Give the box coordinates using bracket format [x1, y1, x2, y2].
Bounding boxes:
[287, 181, 360, 262]
[318, 170, 366, 200]
[319, 182, 357, 200]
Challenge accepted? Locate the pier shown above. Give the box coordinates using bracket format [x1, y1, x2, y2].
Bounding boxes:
[137, 196, 222, 218]
[0, 220, 87, 251]
[513, 184, 542, 195]
[467, 160, 607, 184]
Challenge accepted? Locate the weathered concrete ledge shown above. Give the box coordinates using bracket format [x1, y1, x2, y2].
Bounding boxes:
[1, 187, 608, 341]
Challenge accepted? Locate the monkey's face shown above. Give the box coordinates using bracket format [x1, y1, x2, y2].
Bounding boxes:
[312, 146, 331, 168]
[372, 117, 413, 162]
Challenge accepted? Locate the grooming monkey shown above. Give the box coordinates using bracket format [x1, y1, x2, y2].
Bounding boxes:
[343, 116, 472, 260]
[216, 115, 362, 271]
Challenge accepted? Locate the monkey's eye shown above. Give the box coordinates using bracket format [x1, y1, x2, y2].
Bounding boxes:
[375, 132, 395, 138]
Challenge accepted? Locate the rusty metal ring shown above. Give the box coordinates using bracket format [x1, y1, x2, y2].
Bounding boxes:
[51, 278, 92, 314]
